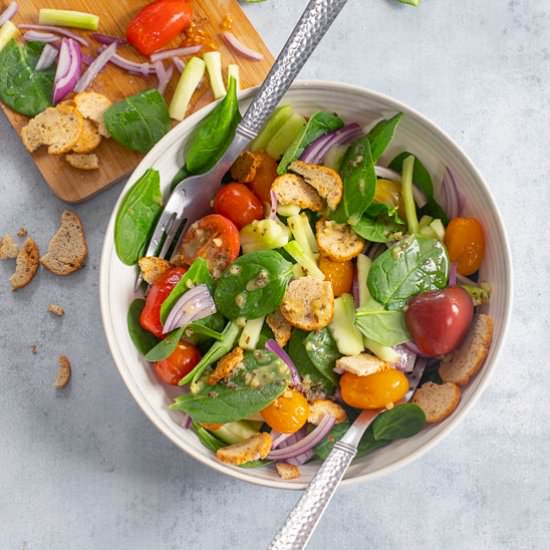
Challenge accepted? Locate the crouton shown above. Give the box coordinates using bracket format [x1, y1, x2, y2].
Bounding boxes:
[230, 150, 262, 183]
[216, 432, 272, 465]
[412, 382, 461, 423]
[72, 118, 102, 154]
[65, 153, 99, 170]
[17, 227, 28, 238]
[280, 276, 334, 331]
[31, 344, 38, 354]
[275, 462, 301, 480]
[208, 346, 244, 386]
[138, 256, 172, 285]
[0, 234, 18, 259]
[289, 160, 343, 210]
[47, 304, 65, 317]
[74, 92, 112, 137]
[335, 353, 388, 377]
[272, 173, 323, 212]
[316, 219, 365, 262]
[266, 309, 292, 348]
[9, 238, 40, 290]
[439, 314, 493, 386]
[40, 211, 88, 276]
[21, 123, 43, 152]
[308, 400, 347, 425]
[54, 355, 71, 389]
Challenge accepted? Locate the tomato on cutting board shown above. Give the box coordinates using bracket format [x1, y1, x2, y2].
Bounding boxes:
[213, 183, 264, 229]
[127, 0, 193, 56]
[154, 341, 201, 385]
[177, 214, 240, 277]
[140, 266, 187, 338]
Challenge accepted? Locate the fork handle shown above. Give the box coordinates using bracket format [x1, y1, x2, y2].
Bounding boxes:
[237, 0, 350, 140]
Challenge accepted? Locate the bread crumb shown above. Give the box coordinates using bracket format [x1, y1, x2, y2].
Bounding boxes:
[17, 227, 28, 238]
[0, 234, 18, 259]
[275, 462, 301, 480]
[48, 304, 65, 317]
[31, 345, 37, 354]
[54, 355, 71, 389]
[10, 238, 40, 290]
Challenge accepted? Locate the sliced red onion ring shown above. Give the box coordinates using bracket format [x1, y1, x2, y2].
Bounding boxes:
[35, 43, 58, 71]
[271, 430, 293, 449]
[352, 268, 360, 307]
[222, 31, 263, 61]
[402, 341, 431, 358]
[439, 167, 465, 219]
[393, 344, 416, 373]
[52, 38, 81, 104]
[265, 339, 301, 386]
[300, 123, 363, 164]
[286, 448, 314, 466]
[366, 243, 385, 260]
[456, 272, 478, 286]
[0, 1, 18, 26]
[162, 284, 216, 334]
[181, 415, 192, 429]
[150, 45, 202, 63]
[91, 32, 127, 45]
[74, 41, 116, 93]
[449, 262, 457, 287]
[374, 165, 428, 208]
[269, 190, 278, 220]
[98, 46, 155, 76]
[81, 53, 93, 65]
[154, 60, 173, 95]
[19, 23, 89, 47]
[23, 30, 60, 43]
[268, 414, 335, 460]
[172, 56, 186, 72]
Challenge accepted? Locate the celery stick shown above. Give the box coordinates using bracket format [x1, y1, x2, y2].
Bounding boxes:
[287, 214, 318, 258]
[204, 51, 226, 99]
[329, 294, 364, 356]
[401, 155, 419, 234]
[356, 254, 372, 307]
[265, 112, 306, 159]
[0, 21, 18, 53]
[39, 8, 99, 30]
[169, 56, 205, 121]
[227, 64, 240, 91]
[284, 240, 324, 280]
[250, 105, 293, 152]
[277, 204, 301, 217]
[239, 317, 265, 350]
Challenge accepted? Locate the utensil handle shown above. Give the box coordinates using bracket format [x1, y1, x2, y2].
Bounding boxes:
[237, 0, 349, 140]
[267, 441, 356, 550]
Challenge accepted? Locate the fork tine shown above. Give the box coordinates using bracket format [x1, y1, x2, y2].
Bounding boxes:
[158, 215, 187, 260]
[405, 357, 428, 401]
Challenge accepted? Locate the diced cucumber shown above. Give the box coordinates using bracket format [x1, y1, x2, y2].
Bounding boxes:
[419, 226, 436, 239]
[0, 21, 18, 53]
[329, 294, 364, 355]
[284, 240, 324, 280]
[203, 51, 226, 99]
[227, 64, 240, 91]
[292, 264, 305, 278]
[169, 56, 205, 121]
[287, 213, 318, 259]
[240, 219, 290, 253]
[429, 219, 445, 241]
[363, 337, 401, 364]
[266, 112, 307, 160]
[418, 215, 433, 228]
[39, 8, 99, 30]
[212, 420, 262, 445]
[277, 204, 301, 217]
[356, 254, 372, 307]
[239, 317, 265, 350]
[251, 105, 294, 152]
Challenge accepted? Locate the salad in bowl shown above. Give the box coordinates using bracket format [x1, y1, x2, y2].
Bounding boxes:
[103, 81, 507, 485]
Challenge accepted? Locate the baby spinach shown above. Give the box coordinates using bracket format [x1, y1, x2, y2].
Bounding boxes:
[304, 329, 340, 386]
[0, 40, 55, 116]
[353, 215, 403, 243]
[355, 298, 410, 346]
[214, 250, 293, 320]
[368, 235, 449, 310]
[144, 327, 184, 362]
[127, 299, 159, 355]
[368, 113, 402, 162]
[192, 422, 226, 452]
[184, 314, 225, 343]
[115, 169, 163, 265]
[160, 258, 213, 322]
[104, 89, 170, 153]
[277, 111, 344, 175]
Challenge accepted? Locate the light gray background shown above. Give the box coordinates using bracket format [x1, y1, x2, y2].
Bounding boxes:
[1, 1, 548, 549]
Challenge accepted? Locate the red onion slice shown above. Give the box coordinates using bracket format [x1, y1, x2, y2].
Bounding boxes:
[439, 167, 465, 219]
[352, 267, 360, 307]
[23, 30, 60, 43]
[172, 56, 186, 72]
[150, 45, 202, 63]
[456, 272, 479, 287]
[449, 262, 457, 287]
[285, 448, 314, 466]
[393, 344, 417, 373]
[222, 31, 263, 61]
[154, 60, 173, 95]
[52, 38, 81, 104]
[81, 53, 94, 65]
[98, 46, 156, 76]
[19, 23, 89, 47]
[0, 1, 17, 25]
[74, 41, 116, 93]
[271, 431, 293, 449]
[265, 339, 301, 386]
[35, 43, 58, 71]
[300, 123, 363, 164]
[181, 415, 192, 429]
[162, 284, 216, 334]
[269, 190, 278, 220]
[91, 32, 127, 45]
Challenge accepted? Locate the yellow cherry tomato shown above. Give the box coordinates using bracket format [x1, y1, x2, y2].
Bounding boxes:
[444, 217, 485, 276]
[261, 389, 310, 433]
[340, 369, 409, 410]
[374, 179, 405, 218]
[318, 256, 353, 297]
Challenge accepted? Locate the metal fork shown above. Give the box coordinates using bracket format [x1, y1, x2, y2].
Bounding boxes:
[267, 359, 429, 550]
[136, 0, 350, 289]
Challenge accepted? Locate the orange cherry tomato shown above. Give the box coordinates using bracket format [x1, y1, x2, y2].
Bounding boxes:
[444, 217, 485, 276]
[340, 369, 409, 410]
[248, 152, 278, 203]
[374, 179, 405, 218]
[213, 183, 264, 229]
[261, 389, 310, 433]
[154, 341, 201, 385]
[318, 256, 353, 297]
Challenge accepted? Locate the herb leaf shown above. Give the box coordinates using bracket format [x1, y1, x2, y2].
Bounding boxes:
[353, 215, 403, 243]
[144, 327, 184, 361]
[371, 403, 426, 440]
[367, 113, 403, 162]
[355, 298, 410, 346]
[304, 329, 339, 386]
[127, 299, 159, 355]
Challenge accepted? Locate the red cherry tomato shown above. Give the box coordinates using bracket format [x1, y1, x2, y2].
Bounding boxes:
[405, 287, 474, 357]
[140, 267, 187, 338]
[154, 342, 201, 385]
[213, 183, 264, 229]
[177, 214, 240, 277]
[127, 0, 192, 56]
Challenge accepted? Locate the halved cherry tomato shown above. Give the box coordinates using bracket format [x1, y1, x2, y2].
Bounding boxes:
[249, 152, 278, 203]
[213, 183, 264, 229]
[261, 389, 310, 433]
[127, 0, 193, 56]
[444, 217, 485, 276]
[318, 256, 353, 297]
[154, 341, 201, 385]
[177, 214, 240, 277]
[340, 369, 409, 410]
[140, 266, 187, 338]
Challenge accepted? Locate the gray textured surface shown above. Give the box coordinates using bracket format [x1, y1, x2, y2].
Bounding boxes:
[0, 1, 548, 549]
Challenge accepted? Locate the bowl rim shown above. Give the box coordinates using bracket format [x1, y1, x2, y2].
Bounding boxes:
[100, 79, 513, 490]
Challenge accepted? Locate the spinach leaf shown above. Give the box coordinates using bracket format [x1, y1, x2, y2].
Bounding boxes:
[115, 169, 163, 265]
[184, 76, 241, 174]
[368, 235, 449, 310]
[389, 152, 448, 224]
[288, 330, 336, 393]
[420, 366, 443, 385]
[183, 313, 225, 343]
[160, 258, 213, 322]
[214, 251, 293, 320]
[192, 422, 226, 452]
[0, 40, 55, 116]
[330, 135, 377, 225]
[355, 298, 410, 346]
[104, 89, 170, 153]
[367, 113, 402, 162]
[277, 111, 344, 175]
[172, 350, 289, 423]
[353, 215, 404, 243]
[371, 403, 426, 440]
[144, 327, 184, 362]
[127, 299, 159, 355]
[304, 329, 339, 386]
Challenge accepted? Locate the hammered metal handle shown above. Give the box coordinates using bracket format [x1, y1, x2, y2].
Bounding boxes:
[237, 0, 349, 140]
[267, 442, 356, 550]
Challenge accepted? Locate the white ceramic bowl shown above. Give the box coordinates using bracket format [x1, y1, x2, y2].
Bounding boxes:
[100, 81, 512, 489]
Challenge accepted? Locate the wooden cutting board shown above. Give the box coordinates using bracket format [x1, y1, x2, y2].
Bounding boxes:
[1, 0, 274, 203]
